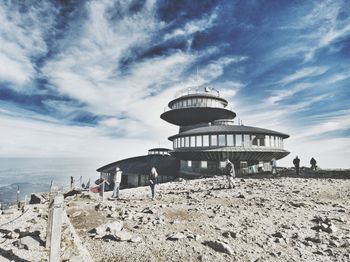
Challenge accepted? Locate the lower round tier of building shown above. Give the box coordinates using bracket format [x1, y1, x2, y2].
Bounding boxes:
[170, 147, 290, 162]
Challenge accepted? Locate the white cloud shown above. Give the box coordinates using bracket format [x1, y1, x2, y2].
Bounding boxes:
[164, 12, 217, 40]
[279, 67, 328, 86]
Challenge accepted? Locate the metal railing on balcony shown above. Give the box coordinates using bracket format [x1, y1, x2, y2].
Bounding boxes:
[174, 85, 220, 99]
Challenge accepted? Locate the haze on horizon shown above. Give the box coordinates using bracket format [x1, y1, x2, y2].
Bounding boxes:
[0, 0, 349, 169]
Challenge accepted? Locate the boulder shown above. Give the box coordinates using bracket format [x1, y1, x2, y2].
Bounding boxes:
[94, 221, 123, 236]
[203, 240, 233, 255]
[29, 194, 45, 204]
[167, 232, 186, 241]
[19, 236, 41, 250]
[114, 231, 132, 242]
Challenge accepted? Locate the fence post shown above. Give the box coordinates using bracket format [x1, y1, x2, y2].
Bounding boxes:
[49, 195, 64, 262]
[46, 186, 59, 249]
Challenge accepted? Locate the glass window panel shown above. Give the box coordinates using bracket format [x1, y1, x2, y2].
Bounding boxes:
[173, 140, 176, 149]
[181, 137, 184, 147]
[243, 134, 250, 147]
[188, 160, 192, 167]
[185, 137, 189, 147]
[259, 136, 265, 146]
[219, 161, 226, 168]
[201, 161, 207, 168]
[203, 135, 209, 146]
[188, 99, 192, 106]
[190, 136, 195, 147]
[211, 135, 218, 146]
[218, 134, 225, 146]
[251, 135, 258, 146]
[273, 136, 276, 147]
[227, 134, 234, 146]
[196, 136, 202, 147]
[236, 134, 242, 146]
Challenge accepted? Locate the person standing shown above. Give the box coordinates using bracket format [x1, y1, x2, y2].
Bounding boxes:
[293, 156, 300, 175]
[112, 167, 122, 198]
[225, 159, 235, 189]
[310, 157, 317, 170]
[70, 176, 74, 190]
[148, 167, 158, 200]
[271, 157, 277, 176]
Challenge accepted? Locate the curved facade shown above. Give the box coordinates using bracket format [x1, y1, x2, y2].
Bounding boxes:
[96, 148, 179, 188]
[161, 86, 290, 175]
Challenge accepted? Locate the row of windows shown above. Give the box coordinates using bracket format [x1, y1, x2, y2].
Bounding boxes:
[171, 97, 226, 110]
[148, 151, 170, 156]
[173, 134, 284, 149]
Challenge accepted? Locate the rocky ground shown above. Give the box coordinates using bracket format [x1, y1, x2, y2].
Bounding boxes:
[1, 172, 350, 262]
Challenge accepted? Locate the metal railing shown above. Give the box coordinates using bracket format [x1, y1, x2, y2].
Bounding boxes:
[174, 85, 220, 99]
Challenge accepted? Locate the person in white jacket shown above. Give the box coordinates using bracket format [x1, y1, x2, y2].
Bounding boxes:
[112, 167, 122, 198]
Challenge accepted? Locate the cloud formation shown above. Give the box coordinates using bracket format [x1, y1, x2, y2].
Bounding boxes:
[0, 0, 349, 168]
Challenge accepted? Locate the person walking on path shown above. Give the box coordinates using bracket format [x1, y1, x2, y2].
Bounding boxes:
[225, 159, 235, 189]
[310, 157, 317, 170]
[112, 167, 122, 198]
[293, 156, 300, 175]
[148, 167, 158, 200]
[271, 157, 277, 177]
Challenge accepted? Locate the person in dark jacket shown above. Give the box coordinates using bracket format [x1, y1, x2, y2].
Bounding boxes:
[148, 167, 158, 200]
[293, 156, 300, 175]
[310, 157, 317, 170]
[225, 159, 235, 189]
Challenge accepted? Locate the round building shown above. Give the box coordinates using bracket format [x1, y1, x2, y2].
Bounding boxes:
[160, 86, 290, 176]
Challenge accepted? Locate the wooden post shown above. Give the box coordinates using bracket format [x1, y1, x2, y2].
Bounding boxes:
[17, 185, 20, 209]
[46, 186, 59, 249]
[49, 195, 64, 262]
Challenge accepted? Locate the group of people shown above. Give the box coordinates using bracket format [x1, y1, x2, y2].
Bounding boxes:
[293, 156, 318, 175]
[109, 166, 159, 200]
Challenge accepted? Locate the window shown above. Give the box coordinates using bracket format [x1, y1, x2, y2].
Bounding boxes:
[251, 135, 258, 146]
[200, 161, 207, 168]
[219, 161, 226, 168]
[236, 134, 242, 146]
[185, 137, 189, 147]
[227, 134, 234, 146]
[259, 136, 265, 146]
[187, 160, 192, 167]
[196, 136, 202, 147]
[281, 139, 284, 148]
[211, 135, 218, 146]
[203, 135, 209, 146]
[177, 138, 180, 148]
[180, 137, 184, 147]
[265, 136, 270, 147]
[190, 136, 196, 147]
[243, 134, 250, 147]
[273, 136, 276, 147]
[188, 99, 192, 106]
[218, 134, 225, 146]
[173, 140, 176, 149]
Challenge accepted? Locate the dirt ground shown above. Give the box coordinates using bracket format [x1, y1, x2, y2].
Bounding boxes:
[65, 174, 350, 262]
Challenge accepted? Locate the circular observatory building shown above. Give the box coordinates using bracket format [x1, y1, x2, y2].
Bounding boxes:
[160, 86, 290, 176]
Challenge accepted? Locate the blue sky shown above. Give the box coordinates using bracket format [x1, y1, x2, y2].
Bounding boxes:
[0, 0, 349, 168]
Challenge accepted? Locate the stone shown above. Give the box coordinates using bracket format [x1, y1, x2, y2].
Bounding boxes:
[142, 207, 154, 214]
[167, 232, 186, 241]
[94, 221, 123, 236]
[223, 231, 237, 239]
[19, 236, 41, 250]
[129, 236, 142, 243]
[71, 211, 81, 218]
[272, 232, 284, 238]
[203, 240, 233, 255]
[114, 231, 132, 242]
[29, 193, 45, 204]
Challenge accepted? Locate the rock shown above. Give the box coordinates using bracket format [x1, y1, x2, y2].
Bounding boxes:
[203, 240, 233, 255]
[94, 221, 123, 236]
[114, 231, 132, 242]
[222, 231, 237, 239]
[71, 211, 82, 218]
[63, 189, 82, 198]
[129, 236, 142, 243]
[167, 232, 186, 241]
[272, 232, 284, 238]
[19, 236, 41, 250]
[29, 193, 45, 204]
[142, 207, 154, 214]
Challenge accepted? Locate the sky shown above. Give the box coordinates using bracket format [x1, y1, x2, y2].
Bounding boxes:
[0, 0, 349, 168]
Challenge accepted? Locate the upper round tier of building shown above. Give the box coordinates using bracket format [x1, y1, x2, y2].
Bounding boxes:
[160, 86, 236, 126]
